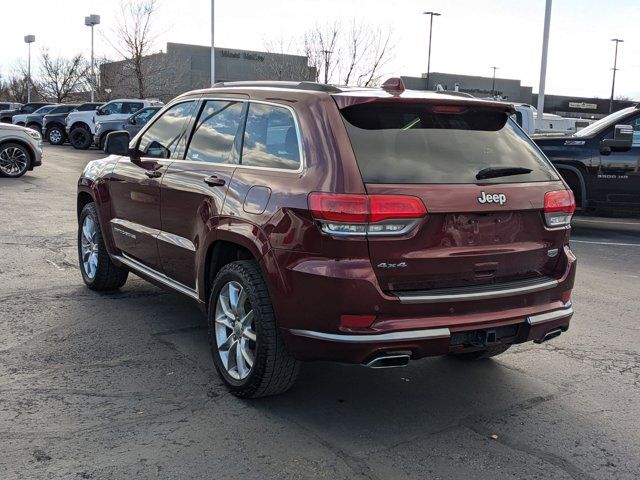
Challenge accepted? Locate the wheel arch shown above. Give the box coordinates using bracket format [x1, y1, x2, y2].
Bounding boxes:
[47, 121, 66, 131]
[555, 163, 588, 209]
[0, 139, 35, 167]
[77, 190, 95, 219]
[203, 238, 258, 306]
[70, 121, 90, 131]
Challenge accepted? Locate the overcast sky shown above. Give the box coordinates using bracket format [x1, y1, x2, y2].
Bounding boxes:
[2, 0, 639, 99]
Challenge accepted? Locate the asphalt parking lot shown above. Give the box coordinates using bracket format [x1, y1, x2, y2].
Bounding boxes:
[1, 145, 639, 480]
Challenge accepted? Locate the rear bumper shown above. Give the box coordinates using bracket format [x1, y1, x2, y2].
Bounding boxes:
[271, 245, 576, 363]
[284, 304, 574, 364]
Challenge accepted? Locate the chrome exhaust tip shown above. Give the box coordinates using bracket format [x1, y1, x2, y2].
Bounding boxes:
[534, 327, 563, 344]
[364, 353, 411, 369]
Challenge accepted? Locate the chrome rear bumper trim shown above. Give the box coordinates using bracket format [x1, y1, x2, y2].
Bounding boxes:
[527, 306, 574, 325]
[288, 328, 451, 343]
[396, 279, 559, 304]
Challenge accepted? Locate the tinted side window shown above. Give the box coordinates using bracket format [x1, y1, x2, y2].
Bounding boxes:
[102, 102, 123, 115]
[124, 102, 143, 114]
[241, 103, 301, 170]
[133, 108, 157, 125]
[138, 101, 197, 159]
[24, 104, 40, 113]
[0, 104, 9, 110]
[79, 103, 101, 111]
[186, 101, 244, 164]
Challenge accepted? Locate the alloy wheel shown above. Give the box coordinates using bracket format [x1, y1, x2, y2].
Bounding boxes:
[214, 281, 257, 380]
[49, 128, 63, 144]
[80, 215, 99, 279]
[0, 146, 28, 176]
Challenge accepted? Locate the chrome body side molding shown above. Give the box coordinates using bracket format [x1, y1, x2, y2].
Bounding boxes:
[113, 253, 199, 301]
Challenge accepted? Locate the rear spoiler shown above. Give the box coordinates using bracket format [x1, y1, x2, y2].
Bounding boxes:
[333, 90, 516, 115]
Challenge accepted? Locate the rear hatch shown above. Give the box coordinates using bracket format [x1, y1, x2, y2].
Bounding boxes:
[336, 97, 569, 293]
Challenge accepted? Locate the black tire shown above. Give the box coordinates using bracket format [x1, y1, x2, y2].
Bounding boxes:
[0, 142, 31, 178]
[70, 127, 92, 150]
[78, 202, 128, 291]
[47, 125, 66, 145]
[450, 344, 512, 361]
[208, 260, 300, 398]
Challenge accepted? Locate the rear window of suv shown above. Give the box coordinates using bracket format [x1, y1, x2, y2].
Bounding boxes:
[340, 102, 558, 184]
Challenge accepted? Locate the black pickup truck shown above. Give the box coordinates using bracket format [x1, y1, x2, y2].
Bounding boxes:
[534, 105, 640, 214]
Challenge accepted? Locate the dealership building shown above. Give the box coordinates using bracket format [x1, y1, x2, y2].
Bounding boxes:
[402, 72, 637, 119]
[101, 42, 315, 102]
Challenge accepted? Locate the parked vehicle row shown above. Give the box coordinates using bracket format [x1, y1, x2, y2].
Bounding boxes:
[66, 98, 163, 150]
[0, 102, 52, 124]
[44, 102, 103, 145]
[78, 79, 576, 398]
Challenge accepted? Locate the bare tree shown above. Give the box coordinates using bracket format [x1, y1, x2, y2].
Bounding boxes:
[355, 27, 393, 87]
[5, 74, 30, 103]
[35, 49, 88, 102]
[83, 55, 117, 102]
[262, 37, 315, 81]
[299, 20, 394, 86]
[311, 22, 340, 84]
[342, 21, 367, 86]
[107, 0, 164, 98]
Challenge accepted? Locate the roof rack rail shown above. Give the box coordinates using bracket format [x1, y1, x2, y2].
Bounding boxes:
[212, 81, 343, 93]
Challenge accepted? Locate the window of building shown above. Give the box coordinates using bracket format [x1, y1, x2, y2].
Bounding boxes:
[241, 103, 301, 170]
[185, 101, 244, 164]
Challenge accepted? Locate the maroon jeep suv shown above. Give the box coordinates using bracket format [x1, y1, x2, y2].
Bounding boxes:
[77, 79, 576, 398]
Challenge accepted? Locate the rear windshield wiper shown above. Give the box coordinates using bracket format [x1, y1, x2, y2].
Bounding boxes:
[476, 166, 533, 180]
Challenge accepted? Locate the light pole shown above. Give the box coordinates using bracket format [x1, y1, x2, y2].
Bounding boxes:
[536, 0, 552, 131]
[211, 0, 215, 85]
[24, 35, 35, 103]
[490, 66, 499, 97]
[85, 14, 101, 102]
[609, 38, 623, 114]
[422, 11, 441, 90]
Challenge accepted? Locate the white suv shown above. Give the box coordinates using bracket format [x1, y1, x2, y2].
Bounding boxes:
[66, 98, 163, 150]
[0, 123, 43, 178]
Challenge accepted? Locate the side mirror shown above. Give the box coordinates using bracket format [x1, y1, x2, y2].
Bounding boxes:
[129, 117, 136, 125]
[104, 131, 130, 155]
[95, 107, 105, 116]
[601, 124, 633, 154]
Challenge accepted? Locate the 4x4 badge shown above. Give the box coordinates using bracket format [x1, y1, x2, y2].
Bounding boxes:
[477, 191, 507, 205]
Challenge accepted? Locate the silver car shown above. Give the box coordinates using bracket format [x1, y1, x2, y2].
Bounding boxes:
[0, 123, 43, 178]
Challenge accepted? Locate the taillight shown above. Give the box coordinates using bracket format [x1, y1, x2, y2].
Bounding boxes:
[308, 192, 427, 236]
[544, 190, 575, 227]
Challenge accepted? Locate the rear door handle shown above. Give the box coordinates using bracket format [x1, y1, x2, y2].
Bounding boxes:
[145, 169, 162, 178]
[204, 175, 226, 187]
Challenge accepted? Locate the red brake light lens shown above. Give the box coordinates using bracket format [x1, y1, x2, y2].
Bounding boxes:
[544, 190, 575, 227]
[308, 193, 427, 236]
[369, 195, 427, 222]
[544, 190, 576, 214]
[308, 193, 368, 223]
